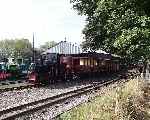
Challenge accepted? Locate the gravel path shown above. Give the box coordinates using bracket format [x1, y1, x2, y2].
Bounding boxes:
[0, 81, 91, 111]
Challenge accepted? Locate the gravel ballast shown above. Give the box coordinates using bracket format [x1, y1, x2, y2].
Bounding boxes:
[16, 79, 126, 120]
[0, 82, 91, 111]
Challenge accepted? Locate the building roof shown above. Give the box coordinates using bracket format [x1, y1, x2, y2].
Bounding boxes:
[42, 41, 82, 55]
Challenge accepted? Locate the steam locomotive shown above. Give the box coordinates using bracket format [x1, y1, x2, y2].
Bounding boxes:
[28, 52, 120, 84]
[0, 58, 29, 81]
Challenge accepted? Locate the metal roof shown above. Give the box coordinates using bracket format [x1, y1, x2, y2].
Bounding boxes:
[42, 41, 82, 54]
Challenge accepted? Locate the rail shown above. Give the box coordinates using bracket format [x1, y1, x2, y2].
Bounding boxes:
[0, 78, 120, 120]
[0, 82, 35, 92]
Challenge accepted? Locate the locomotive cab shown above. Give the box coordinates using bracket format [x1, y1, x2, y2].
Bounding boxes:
[7, 64, 19, 81]
[28, 63, 37, 83]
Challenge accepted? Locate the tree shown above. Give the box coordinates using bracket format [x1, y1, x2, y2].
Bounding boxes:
[39, 41, 57, 51]
[71, 0, 150, 65]
[0, 38, 33, 59]
[15, 39, 33, 58]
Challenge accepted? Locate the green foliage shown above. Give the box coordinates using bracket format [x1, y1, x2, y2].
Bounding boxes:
[0, 38, 32, 59]
[39, 41, 57, 51]
[71, 0, 150, 63]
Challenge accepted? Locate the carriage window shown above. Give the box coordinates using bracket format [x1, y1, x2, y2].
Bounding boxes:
[80, 59, 84, 65]
[84, 59, 88, 66]
[91, 58, 94, 66]
[88, 59, 90, 66]
[94, 59, 98, 66]
[80, 58, 93, 66]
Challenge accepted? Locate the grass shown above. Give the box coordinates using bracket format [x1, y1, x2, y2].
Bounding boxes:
[57, 79, 150, 120]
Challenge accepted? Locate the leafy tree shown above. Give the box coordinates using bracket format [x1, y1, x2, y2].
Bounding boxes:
[39, 41, 57, 51]
[71, 0, 150, 65]
[0, 38, 33, 59]
[15, 39, 33, 58]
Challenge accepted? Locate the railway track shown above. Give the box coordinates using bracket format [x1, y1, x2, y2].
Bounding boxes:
[0, 80, 37, 92]
[0, 78, 121, 120]
[0, 84, 36, 93]
[52, 78, 129, 120]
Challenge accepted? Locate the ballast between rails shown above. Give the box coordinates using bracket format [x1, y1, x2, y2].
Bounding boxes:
[0, 78, 121, 120]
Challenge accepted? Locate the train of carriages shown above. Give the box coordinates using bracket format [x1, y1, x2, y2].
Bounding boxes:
[0, 52, 120, 84]
[28, 52, 120, 84]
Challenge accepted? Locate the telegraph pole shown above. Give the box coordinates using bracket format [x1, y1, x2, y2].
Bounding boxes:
[32, 33, 35, 63]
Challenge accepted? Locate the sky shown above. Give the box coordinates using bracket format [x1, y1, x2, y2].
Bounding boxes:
[0, 0, 86, 47]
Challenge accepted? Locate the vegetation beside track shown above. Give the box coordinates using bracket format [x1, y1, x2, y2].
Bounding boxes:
[58, 79, 150, 120]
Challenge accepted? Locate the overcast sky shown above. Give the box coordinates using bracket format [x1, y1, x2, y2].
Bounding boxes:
[0, 0, 86, 47]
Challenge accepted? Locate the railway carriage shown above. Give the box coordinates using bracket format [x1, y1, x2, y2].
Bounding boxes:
[60, 53, 120, 80]
[60, 53, 99, 79]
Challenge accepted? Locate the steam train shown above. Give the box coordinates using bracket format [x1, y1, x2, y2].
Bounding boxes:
[0, 58, 29, 81]
[28, 52, 120, 84]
